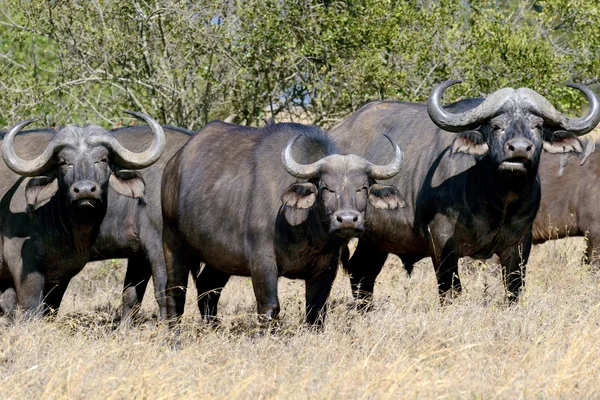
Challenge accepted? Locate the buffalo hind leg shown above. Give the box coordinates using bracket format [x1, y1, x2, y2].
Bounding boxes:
[497, 231, 531, 303]
[163, 226, 198, 327]
[585, 231, 600, 269]
[194, 264, 230, 325]
[346, 241, 388, 311]
[121, 256, 152, 323]
[305, 260, 338, 327]
[43, 279, 71, 317]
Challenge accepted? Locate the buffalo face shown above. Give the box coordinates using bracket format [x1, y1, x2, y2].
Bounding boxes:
[428, 80, 600, 178]
[3, 112, 165, 222]
[281, 134, 404, 238]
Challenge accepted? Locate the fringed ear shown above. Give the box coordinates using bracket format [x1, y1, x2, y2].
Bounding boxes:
[581, 138, 596, 165]
[280, 183, 317, 226]
[451, 130, 489, 155]
[109, 169, 145, 198]
[368, 184, 406, 209]
[25, 176, 58, 209]
[543, 130, 583, 154]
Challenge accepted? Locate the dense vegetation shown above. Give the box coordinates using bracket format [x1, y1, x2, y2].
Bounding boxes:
[0, 0, 598, 129]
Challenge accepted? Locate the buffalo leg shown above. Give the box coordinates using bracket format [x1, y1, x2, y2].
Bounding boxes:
[346, 241, 388, 310]
[0, 278, 17, 316]
[121, 256, 152, 323]
[163, 226, 197, 326]
[585, 231, 600, 269]
[194, 264, 230, 324]
[305, 261, 338, 326]
[497, 231, 531, 303]
[43, 279, 71, 316]
[428, 223, 461, 304]
[14, 271, 45, 316]
[250, 258, 280, 323]
[145, 232, 169, 320]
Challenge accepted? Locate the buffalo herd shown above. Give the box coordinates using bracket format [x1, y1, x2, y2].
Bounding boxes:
[0, 80, 598, 328]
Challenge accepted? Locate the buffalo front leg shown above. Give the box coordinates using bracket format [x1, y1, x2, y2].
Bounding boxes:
[346, 241, 388, 311]
[305, 260, 338, 326]
[193, 264, 230, 324]
[428, 222, 461, 304]
[121, 256, 152, 323]
[0, 278, 17, 317]
[250, 258, 280, 324]
[497, 231, 531, 303]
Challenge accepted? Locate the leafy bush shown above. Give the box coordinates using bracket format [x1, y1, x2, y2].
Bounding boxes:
[0, 0, 598, 129]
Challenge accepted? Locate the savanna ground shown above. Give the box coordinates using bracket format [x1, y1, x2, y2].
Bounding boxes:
[1, 237, 599, 399]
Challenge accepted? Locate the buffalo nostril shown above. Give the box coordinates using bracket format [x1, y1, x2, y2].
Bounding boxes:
[508, 144, 515, 151]
[90, 186, 96, 193]
[352, 215, 358, 222]
[526, 145, 532, 152]
[73, 187, 79, 193]
[337, 215, 343, 223]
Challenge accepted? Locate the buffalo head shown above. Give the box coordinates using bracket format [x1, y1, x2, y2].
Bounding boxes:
[427, 80, 600, 178]
[2, 111, 165, 221]
[280, 134, 404, 238]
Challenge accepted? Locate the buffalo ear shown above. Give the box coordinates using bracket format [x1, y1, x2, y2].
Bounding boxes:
[109, 170, 145, 198]
[281, 182, 317, 226]
[25, 176, 58, 209]
[543, 130, 583, 154]
[368, 184, 406, 209]
[451, 130, 489, 155]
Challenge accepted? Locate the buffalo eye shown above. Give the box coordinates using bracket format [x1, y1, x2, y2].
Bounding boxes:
[95, 157, 108, 164]
[357, 186, 367, 193]
[320, 186, 334, 193]
[491, 124, 502, 132]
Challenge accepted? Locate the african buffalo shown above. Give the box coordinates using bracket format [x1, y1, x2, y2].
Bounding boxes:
[532, 142, 600, 267]
[88, 126, 192, 321]
[161, 122, 403, 325]
[0, 112, 165, 317]
[330, 80, 600, 306]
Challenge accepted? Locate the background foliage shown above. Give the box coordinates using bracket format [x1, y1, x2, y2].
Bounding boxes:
[0, 0, 598, 129]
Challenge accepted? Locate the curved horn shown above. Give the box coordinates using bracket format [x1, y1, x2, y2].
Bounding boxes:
[519, 84, 600, 135]
[224, 114, 237, 123]
[94, 111, 166, 169]
[427, 80, 515, 133]
[367, 134, 403, 180]
[2, 119, 59, 177]
[281, 134, 323, 179]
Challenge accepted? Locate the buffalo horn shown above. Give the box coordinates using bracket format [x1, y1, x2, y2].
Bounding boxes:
[366, 134, 403, 180]
[2, 119, 61, 177]
[281, 134, 323, 179]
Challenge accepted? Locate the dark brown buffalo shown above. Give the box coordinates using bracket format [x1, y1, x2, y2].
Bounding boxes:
[330, 80, 600, 307]
[532, 142, 600, 266]
[0, 113, 165, 317]
[162, 122, 403, 325]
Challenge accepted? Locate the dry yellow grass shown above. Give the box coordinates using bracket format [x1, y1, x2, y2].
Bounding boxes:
[1, 237, 600, 399]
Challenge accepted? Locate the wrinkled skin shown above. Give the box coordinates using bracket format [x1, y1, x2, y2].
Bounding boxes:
[0, 117, 164, 317]
[162, 122, 402, 326]
[331, 82, 598, 307]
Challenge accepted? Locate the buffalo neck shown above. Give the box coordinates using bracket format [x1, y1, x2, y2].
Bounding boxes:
[475, 155, 539, 209]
